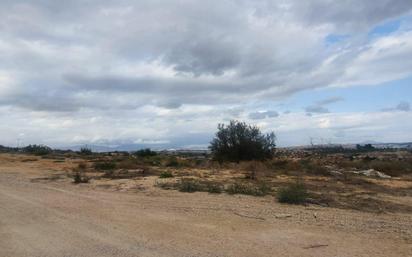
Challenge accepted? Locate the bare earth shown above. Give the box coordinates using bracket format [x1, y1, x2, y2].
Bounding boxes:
[0, 154, 411, 257]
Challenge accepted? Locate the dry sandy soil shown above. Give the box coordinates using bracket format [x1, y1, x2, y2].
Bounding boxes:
[0, 153, 411, 257]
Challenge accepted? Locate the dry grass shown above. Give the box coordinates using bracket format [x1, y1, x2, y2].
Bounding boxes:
[5, 149, 411, 213]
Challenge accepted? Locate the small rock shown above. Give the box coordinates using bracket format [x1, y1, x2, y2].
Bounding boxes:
[275, 214, 292, 219]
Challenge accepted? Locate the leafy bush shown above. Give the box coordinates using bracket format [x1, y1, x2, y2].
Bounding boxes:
[277, 182, 308, 204]
[209, 120, 276, 162]
[134, 148, 157, 157]
[159, 171, 174, 178]
[93, 161, 116, 170]
[23, 144, 52, 156]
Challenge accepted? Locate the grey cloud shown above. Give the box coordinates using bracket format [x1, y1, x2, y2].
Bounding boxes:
[305, 105, 329, 114]
[164, 38, 241, 76]
[157, 101, 182, 109]
[249, 110, 279, 120]
[396, 101, 411, 111]
[316, 96, 344, 106]
[287, 0, 412, 31]
[305, 96, 344, 114]
[382, 101, 411, 112]
[0, 1, 411, 113]
[0, 0, 412, 147]
[224, 107, 243, 117]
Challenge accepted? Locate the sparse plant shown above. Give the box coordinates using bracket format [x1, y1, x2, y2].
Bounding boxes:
[72, 162, 90, 183]
[165, 157, 179, 167]
[178, 179, 202, 192]
[300, 159, 330, 176]
[241, 161, 269, 180]
[277, 182, 308, 204]
[159, 171, 174, 178]
[93, 161, 116, 170]
[226, 182, 270, 196]
[205, 182, 223, 193]
[155, 180, 178, 190]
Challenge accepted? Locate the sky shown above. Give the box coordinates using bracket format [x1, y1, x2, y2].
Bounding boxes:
[0, 0, 412, 149]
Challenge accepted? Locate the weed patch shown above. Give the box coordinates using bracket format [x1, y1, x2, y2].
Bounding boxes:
[159, 171, 174, 178]
[72, 163, 90, 183]
[277, 182, 308, 204]
[93, 161, 116, 170]
[178, 179, 202, 192]
[226, 182, 270, 196]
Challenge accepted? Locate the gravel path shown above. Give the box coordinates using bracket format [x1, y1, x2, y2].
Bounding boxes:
[1, 164, 411, 256]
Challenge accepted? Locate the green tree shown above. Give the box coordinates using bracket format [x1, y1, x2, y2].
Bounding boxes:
[209, 120, 276, 162]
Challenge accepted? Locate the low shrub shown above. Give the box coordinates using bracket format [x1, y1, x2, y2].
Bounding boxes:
[277, 182, 308, 204]
[155, 180, 178, 190]
[93, 161, 116, 170]
[205, 182, 223, 194]
[116, 158, 141, 169]
[337, 159, 412, 177]
[369, 160, 412, 177]
[240, 161, 270, 180]
[134, 148, 157, 157]
[159, 171, 174, 178]
[226, 182, 270, 196]
[165, 157, 179, 167]
[23, 144, 52, 156]
[72, 163, 89, 183]
[79, 147, 92, 155]
[178, 179, 202, 192]
[300, 159, 329, 176]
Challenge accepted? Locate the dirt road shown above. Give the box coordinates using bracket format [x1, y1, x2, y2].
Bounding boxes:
[0, 157, 411, 256]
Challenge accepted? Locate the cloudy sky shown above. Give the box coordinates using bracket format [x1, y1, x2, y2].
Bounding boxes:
[1, 0, 412, 149]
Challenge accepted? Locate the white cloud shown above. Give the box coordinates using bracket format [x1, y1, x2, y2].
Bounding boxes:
[0, 1, 412, 147]
[338, 31, 412, 86]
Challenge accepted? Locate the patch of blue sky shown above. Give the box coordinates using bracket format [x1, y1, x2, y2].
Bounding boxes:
[276, 76, 412, 113]
[369, 18, 401, 37]
[324, 34, 350, 45]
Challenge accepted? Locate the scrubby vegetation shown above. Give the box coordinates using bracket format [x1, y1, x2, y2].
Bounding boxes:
[226, 182, 271, 196]
[159, 171, 174, 178]
[165, 156, 180, 167]
[178, 179, 202, 192]
[72, 163, 90, 184]
[134, 148, 157, 157]
[79, 147, 92, 155]
[277, 182, 308, 204]
[156, 178, 270, 196]
[2, 120, 412, 212]
[93, 161, 116, 170]
[23, 144, 52, 156]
